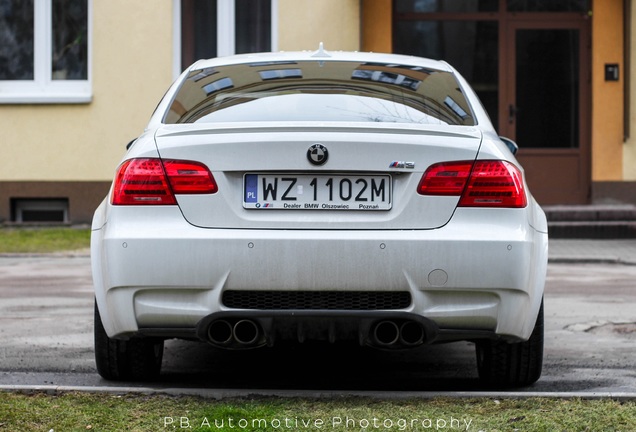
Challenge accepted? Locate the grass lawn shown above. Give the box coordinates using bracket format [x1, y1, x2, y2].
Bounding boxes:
[1, 392, 635, 431]
[0, 227, 90, 254]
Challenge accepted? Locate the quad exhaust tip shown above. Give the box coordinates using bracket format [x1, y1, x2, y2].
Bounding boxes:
[205, 317, 428, 349]
[207, 319, 263, 347]
[373, 320, 400, 346]
[372, 320, 426, 347]
[233, 319, 260, 345]
[207, 319, 233, 345]
[399, 320, 425, 346]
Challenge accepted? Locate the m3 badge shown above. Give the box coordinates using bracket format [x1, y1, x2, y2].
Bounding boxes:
[389, 161, 415, 169]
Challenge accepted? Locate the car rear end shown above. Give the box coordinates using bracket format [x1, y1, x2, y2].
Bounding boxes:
[91, 51, 548, 386]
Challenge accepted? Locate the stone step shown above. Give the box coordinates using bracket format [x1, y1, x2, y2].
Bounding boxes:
[543, 205, 636, 239]
[548, 221, 636, 239]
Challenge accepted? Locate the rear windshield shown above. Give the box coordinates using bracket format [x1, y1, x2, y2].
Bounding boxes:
[163, 60, 475, 126]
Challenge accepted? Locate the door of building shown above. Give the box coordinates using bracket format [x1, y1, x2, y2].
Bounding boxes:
[501, 21, 591, 204]
[392, 1, 592, 205]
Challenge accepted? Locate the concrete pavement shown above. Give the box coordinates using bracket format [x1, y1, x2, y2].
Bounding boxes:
[3, 257, 636, 398]
[548, 239, 636, 265]
[1, 239, 636, 399]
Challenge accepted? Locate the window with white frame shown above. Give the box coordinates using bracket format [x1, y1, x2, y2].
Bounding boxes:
[178, 0, 276, 75]
[0, 0, 91, 103]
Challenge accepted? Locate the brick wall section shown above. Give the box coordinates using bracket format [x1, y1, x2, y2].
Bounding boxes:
[0, 181, 110, 225]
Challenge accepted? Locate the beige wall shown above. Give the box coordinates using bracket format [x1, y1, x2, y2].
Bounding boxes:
[0, 1, 174, 182]
[361, 0, 392, 53]
[592, 0, 625, 181]
[277, 0, 360, 51]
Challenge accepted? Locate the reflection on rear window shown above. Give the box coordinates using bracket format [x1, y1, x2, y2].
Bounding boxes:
[164, 61, 475, 126]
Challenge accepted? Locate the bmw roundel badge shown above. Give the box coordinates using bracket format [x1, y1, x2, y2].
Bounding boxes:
[307, 144, 328, 166]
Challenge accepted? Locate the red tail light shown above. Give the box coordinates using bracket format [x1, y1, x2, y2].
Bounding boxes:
[111, 158, 217, 205]
[162, 160, 219, 195]
[416, 161, 473, 196]
[418, 160, 527, 208]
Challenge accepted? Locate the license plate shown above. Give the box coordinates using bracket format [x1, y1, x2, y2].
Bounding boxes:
[243, 174, 392, 210]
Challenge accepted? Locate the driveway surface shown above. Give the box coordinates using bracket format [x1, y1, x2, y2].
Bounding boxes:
[0, 254, 635, 396]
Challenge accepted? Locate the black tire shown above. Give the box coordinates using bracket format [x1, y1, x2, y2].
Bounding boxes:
[94, 301, 164, 381]
[476, 300, 544, 388]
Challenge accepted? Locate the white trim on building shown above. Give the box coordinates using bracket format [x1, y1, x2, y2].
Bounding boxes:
[0, 0, 92, 104]
[172, 0, 278, 80]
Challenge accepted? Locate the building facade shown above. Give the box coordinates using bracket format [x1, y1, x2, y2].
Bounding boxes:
[0, 0, 632, 224]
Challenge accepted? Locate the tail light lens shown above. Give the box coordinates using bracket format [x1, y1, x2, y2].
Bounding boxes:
[162, 160, 218, 195]
[418, 160, 527, 208]
[415, 161, 473, 196]
[111, 158, 217, 205]
[460, 160, 527, 208]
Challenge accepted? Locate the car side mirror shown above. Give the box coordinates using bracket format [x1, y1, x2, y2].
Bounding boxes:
[499, 136, 519, 155]
[126, 139, 136, 150]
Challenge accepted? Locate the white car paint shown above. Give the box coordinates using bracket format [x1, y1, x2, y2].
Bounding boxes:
[91, 49, 548, 386]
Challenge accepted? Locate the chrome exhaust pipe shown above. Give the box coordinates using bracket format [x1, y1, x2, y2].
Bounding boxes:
[373, 320, 400, 346]
[233, 319, 260, 346]
[399, 321, 425, 346]
[207, 320, 233, 346]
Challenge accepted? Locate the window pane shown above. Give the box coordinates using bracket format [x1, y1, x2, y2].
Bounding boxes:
[166, 61, 475, 126]
[395, 0, 498, 13]
[0, 0, 34, 80]
[52, 0, 88, 80]
[181, 0, 217, 69]
[516, 29, 579, 148]
[507, 0, 589, 12]
[393, 20, 499, 125]
[235, 0, 271, 54]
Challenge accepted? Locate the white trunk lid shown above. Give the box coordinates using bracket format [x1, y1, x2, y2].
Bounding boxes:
[154, 123, 482, 230]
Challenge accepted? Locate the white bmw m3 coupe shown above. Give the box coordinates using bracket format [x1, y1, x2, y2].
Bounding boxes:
[91, 47, 548, 387]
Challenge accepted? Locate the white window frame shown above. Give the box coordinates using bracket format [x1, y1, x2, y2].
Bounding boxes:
[172, 0, 278, 80]
[0, 0, 92, 104]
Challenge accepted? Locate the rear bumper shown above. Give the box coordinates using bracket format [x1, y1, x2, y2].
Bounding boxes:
[138, 310, 508, 350]
[91, 204, 547, 344]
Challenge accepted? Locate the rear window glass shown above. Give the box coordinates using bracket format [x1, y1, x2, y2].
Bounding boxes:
[163, 60, 475, 126]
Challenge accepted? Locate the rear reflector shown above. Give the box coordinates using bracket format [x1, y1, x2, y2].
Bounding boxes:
[418, 160, 527, 208]
[111, 158, 217, 205]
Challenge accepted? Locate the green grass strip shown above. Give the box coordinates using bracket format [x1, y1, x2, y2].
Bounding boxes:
[0, 228, 90, 254]
[1, 393, 635, 431]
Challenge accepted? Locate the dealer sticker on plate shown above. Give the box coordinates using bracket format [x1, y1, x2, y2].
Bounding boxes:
[243, 173, 391, 210]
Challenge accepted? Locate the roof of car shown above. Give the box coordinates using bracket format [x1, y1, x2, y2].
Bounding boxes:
[188, 44, 453, 73]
